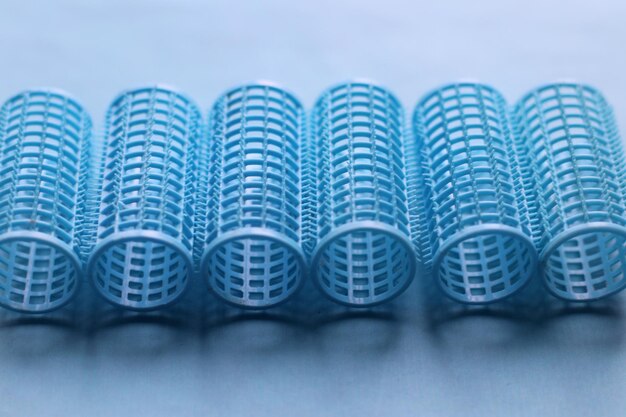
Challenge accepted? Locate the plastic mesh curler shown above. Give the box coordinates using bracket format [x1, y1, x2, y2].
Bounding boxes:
[0, 89, 91, 313]
[414, 82, 537, 304]
[309, 81, 417, 307]
[513, 83, 626, 301]
[200, 82, 307, 309]
[87, 86, 201, 310]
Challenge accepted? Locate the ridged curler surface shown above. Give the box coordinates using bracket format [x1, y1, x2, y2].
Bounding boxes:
[309, 81, 416, 307]
[87, 86, 201, 310]
[513, 83, 626, 301]
[415, 83, 537, 304]
[0, 89, 91, 313]
[200, 83, 306, 309]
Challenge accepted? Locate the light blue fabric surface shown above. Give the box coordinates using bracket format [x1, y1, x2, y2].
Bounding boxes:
[0, 1, 625, 416]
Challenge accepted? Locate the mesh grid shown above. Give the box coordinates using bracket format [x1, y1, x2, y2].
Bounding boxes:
[415, 83, 537, 303]
[0, 89, 91, 313]
[513, 83, 626, 301]
[87, 86, 200, 310]
[309, 81, 416, 306]
[200, 83, 306, 309]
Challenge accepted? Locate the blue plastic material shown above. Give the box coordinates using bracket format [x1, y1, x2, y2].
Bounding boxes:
[513, 83, 626, 301]
[0, 89, 91, 313]
[414, 82, 537, 304]
[308, 81, 417, 307]
[87, 85, 201, 310]
[199, 82, 307, 309]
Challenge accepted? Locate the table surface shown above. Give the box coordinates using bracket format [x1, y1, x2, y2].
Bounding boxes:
[1, 1, 625, 416]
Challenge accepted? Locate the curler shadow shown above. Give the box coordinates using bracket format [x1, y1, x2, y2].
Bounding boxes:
[193, 281, 404, 355]
[538, 293, 626, 349]
[418, 269, 553, 350]
[0, 301, 83, 360]
[301, 282, 404, 355]
[79, 283, 199, 357]
[198, 306, 310, 354]
[0, 270, 624, 358]
[419, 268, 626, 351]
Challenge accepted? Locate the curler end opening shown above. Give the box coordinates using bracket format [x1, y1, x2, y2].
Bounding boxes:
[88, 230, 192, 311]
[0, 231, 81, 313]
[541, 222, 626, 301]
[434, 225, 537, 304]
[201, 228, 306, 309]
[311, 221, 417, 307]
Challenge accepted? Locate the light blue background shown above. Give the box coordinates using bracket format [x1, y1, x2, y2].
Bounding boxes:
[0, 1, 625, 416]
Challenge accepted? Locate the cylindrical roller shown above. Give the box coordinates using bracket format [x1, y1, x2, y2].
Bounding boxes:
[309, 81, 417, 307]
[200, 82, 307, 309]
[0, 89, 91, 313]
[87, 85, 201, 310]
[414, 82, 537, 304]
[513, 83, 626, 301]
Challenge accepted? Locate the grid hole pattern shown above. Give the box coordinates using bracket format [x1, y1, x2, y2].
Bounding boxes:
[93, 240, 188, 304]
[201, 84, 305, 308]
[437, 234, 534, 301]
[513, 83, 626, 300]
[317, 230, 413, 304]
[415, 83, 536, 303]
[310, 81, 415, 306]
[0, 90, 90, 312]
[207, 238, 302, 305]
[89, 86, 200, 310]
